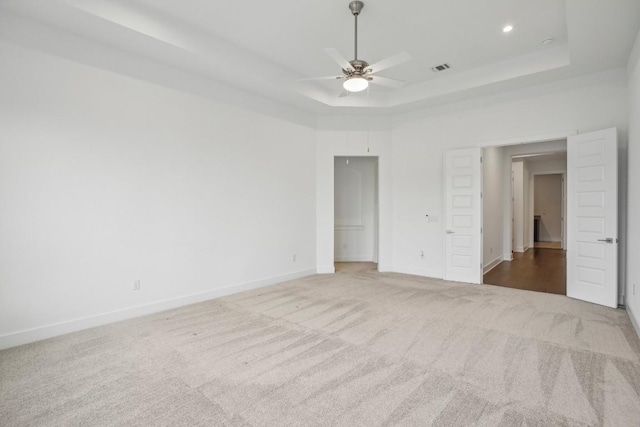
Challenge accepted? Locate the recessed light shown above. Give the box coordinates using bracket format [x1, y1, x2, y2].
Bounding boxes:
[503, 25, 514, 33]
[542, 38, 555, 45]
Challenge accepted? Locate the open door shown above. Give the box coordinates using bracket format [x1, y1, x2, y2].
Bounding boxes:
[444, 147, 482, 284]
[567, 128, 618, 308]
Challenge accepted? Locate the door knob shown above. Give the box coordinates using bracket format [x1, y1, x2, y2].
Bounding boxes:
[597, 238, 614, 244]
[446, 230, 455, 234]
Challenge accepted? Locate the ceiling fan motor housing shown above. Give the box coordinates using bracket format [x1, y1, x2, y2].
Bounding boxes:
[349, 1, 364, 16]
[344, 59, 371, 78]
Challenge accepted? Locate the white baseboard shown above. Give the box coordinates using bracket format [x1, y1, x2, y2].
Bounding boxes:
[0, 268, 316, 351]
[503, 252, 513, 261]
[627, 304, 640, 340]
[334, 255, 375, 262]
[316, 266, 335, 274]
[483, 256, 503, 274]
[514, 246, 525, 253]
[391, 265, 444, 279]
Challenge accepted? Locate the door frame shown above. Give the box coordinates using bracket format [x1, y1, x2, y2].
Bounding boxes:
[478, 130, 576, 260]
[333, 156, 380, 266]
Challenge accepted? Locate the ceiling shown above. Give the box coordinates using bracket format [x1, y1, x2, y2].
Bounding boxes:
[1, 0, 639, 114]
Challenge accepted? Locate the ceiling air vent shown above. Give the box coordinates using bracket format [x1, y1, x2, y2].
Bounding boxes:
[431, 63, 451, 73]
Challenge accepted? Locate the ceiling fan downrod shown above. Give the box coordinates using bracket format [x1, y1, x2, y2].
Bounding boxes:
[349, 1, 364, 61]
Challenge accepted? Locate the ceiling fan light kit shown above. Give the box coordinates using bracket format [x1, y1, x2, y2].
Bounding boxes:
[343, 76, 369, 92]
[301, 1, 411, 94]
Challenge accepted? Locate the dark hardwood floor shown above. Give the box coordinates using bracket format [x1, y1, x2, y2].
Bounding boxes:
[483, 248, 566, 295]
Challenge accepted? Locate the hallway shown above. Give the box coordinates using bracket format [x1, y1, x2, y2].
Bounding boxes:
[483, 248, 566, 295]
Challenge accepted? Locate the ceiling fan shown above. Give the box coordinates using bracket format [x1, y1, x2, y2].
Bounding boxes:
[300, 1, 411, 93]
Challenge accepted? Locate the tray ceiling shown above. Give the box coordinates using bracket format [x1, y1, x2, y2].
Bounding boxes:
[1, 0, 638, 113]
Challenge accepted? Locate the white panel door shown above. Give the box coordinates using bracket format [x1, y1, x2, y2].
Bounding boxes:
[567, 128, 618, 308]
[444, 147, 482, 284]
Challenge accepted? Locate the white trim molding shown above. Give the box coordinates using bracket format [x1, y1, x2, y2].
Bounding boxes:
[392, 265, 444, 279]
[483, 256, 504, 274]
[477, 130, 578, 148]
[316, 266, 336, 274]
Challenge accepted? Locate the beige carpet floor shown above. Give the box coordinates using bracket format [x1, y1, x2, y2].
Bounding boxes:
[2, 269, 640, 426]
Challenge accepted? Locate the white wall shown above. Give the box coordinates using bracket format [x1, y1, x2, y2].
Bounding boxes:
[534, 174, 563, 242]
[522, 160, 533, 251]
[0, 41, 317, 349]
[334, 157, 377, 262]
[511, 159, 531, 253]
[392, 69, 628, 279]
[627, 29, 640, 332]
[512, 161, 525, 252]
[523, 161, 530, 250]
[482, 147, 504, 271]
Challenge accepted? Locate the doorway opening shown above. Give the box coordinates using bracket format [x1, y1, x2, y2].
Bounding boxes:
[444, 128, 619, 307]
[482, 141, 568, 295]
[334, 156, 379, 272]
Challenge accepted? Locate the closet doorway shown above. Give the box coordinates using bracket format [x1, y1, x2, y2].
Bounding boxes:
[334, 157, 379, 272]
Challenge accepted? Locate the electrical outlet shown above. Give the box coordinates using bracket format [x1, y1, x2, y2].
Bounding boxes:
[133, 280, 141, 291]
[292, 254, 296, 262]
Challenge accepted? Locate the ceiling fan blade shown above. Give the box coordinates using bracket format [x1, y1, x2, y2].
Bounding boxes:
[323, 48, 354, 71]
[369, 76, 405, 89]
[366, 52, 411, 74]
[297, 76, 343, 82]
